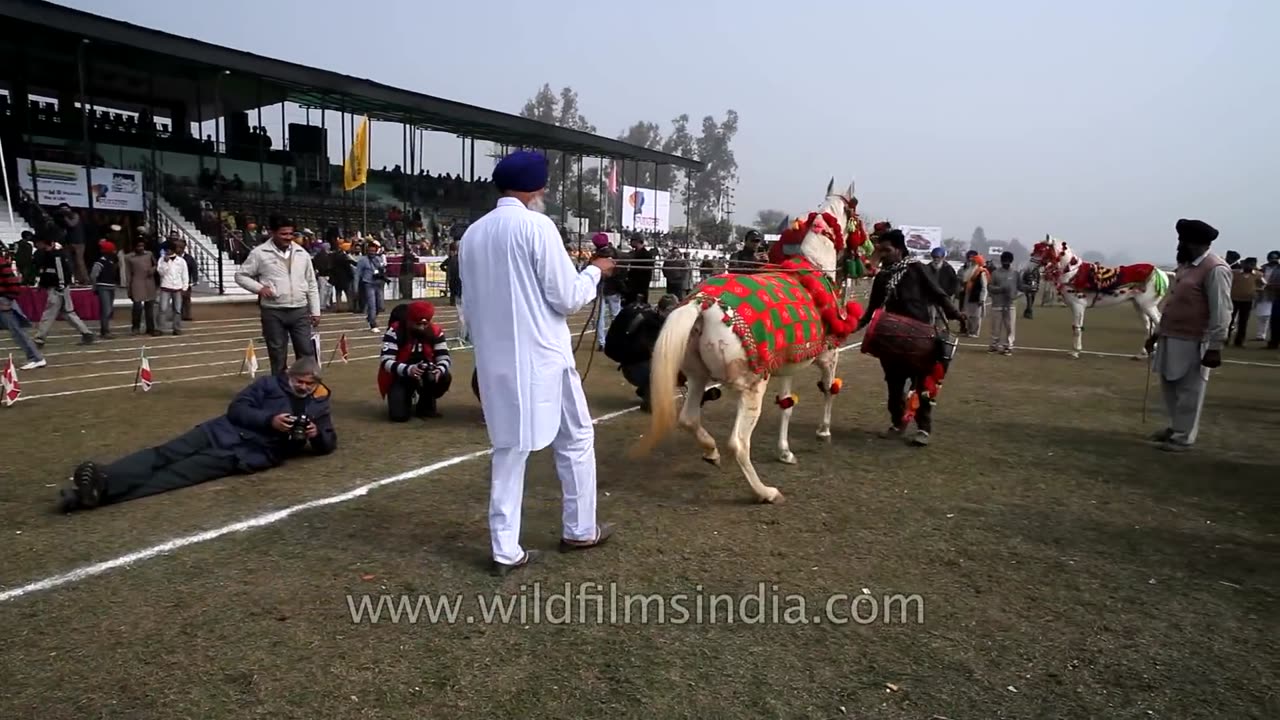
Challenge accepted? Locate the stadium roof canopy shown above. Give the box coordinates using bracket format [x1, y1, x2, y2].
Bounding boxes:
[0, 0, 704, 171]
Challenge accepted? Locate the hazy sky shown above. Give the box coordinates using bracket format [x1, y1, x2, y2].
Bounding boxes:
[55, 0, 1278, 259]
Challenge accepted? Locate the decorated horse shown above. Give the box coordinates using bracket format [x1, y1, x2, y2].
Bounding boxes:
[631, 179, 867, 504]
[1030, 236, 1170, 359]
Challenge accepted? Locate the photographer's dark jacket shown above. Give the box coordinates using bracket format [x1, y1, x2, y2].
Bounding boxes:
[198, 374, 337, 471]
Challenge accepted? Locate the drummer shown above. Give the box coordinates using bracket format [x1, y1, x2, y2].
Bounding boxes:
[855, 229, 968, 447]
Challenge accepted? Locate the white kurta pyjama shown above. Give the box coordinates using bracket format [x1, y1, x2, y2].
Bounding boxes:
[459, 197, 603, 565]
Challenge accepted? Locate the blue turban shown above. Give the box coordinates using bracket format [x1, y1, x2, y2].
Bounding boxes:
[930, 246, 946, 258]
[493, 151, 549, 193]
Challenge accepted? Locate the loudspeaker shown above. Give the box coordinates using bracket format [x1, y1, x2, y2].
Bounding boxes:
[289, 124, 327, 154]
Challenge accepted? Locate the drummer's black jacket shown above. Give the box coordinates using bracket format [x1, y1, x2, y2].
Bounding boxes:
[858, 262, 963, 330]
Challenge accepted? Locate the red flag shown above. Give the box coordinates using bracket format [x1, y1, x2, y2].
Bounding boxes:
[1, 354, 20, 407]
[338, 333, 350, 363]
[137, 348, 153, 392]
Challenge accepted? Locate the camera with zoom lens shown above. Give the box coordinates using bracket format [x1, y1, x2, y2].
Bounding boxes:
[288, 414, 311, 442]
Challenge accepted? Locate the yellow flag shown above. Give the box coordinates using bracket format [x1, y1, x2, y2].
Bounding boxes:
[343, 115, 370, 191]
[244, 340, 258, 378]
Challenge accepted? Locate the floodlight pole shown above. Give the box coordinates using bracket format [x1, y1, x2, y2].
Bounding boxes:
[256, 77, 266, 227]
[560, 152, 568, 228]
[363, 116, 369, 236]
[77, 39, 96, 221]
[0, 135, 15, 232]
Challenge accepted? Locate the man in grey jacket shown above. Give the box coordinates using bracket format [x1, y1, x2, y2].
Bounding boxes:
[988, 251, 1020, 355]
[235, 215, 322, 375]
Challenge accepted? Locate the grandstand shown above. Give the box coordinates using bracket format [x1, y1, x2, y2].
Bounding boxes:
[0, 0, 702, 301]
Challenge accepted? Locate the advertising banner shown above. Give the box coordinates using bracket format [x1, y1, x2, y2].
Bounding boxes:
[621, 185, 671, 233]
[17, 159, 144, 212]
[897, 225, 943, 258]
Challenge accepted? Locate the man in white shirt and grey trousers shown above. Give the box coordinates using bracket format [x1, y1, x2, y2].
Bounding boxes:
[157, 239, 191, 335]
[235, 215, 322, 376]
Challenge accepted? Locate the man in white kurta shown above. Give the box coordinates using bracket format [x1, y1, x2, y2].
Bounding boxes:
[459, 152, 618, 573]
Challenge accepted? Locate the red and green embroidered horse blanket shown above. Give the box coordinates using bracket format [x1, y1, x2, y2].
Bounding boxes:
[686, 267, 853, 376]
[1069, 262, 1157, 292]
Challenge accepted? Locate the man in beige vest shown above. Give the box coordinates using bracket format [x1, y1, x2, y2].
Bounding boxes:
[1143, 219, 1231, 452]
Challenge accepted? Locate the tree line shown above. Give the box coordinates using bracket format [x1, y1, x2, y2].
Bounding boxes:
[515, 84, 739, 240]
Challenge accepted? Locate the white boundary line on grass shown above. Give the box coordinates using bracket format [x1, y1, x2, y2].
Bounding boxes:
[956, 342, 1280, 369]
[11, 329, 589, 402]
[0, 312, 466, 356]
[0, 316, 393, 354]
[22, 341, 384, 385]
[23, 335, 1265, 602]
[0, 306, 464, 347]
[0, 406, 624, 603]
[0, 343, 863, 603]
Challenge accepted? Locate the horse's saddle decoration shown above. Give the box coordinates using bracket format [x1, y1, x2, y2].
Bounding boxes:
[1070, 262, 1156, 293]
[685, 258, 864, 376]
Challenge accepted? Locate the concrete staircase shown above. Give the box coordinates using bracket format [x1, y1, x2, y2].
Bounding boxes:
[0, 197, 35, 246]
[150, 195, 254, 299]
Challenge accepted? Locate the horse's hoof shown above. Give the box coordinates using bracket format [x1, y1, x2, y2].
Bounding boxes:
[816, 429, 832, 441]
[778, 451, 797, 465]
[761, 490, 786, 505]
[1068, 352, 1080, 359]
[702, 454, 721, 467]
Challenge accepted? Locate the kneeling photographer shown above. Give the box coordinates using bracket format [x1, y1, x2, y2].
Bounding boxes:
[58, 357, 337, 512]
[378, 301, 453, 421]
[604, 294, 721, 412]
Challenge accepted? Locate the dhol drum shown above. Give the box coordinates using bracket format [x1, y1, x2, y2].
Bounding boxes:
[860, 309, 939, 372]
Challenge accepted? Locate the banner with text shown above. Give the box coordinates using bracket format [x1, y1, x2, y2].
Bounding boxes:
[88, 167, 145, 212]
[897, 225, 943, 258]
[621, 185, 671, 233]
[17, 159, 145, 212]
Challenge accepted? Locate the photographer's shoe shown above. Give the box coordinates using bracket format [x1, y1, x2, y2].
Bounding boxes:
[416, 398, 442, 419]
[71, 461, 105, 509]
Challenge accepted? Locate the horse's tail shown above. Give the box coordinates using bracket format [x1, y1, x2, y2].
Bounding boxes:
[631, 302, 700, 457]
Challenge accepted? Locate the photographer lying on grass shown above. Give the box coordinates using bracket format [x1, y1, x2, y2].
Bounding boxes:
[58, 357, 337, 513]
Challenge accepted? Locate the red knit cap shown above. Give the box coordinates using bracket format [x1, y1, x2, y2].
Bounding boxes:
[405, 301, 435, 325]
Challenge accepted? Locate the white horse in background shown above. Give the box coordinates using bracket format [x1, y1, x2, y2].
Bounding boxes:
[1030, 237, 1170, 359]
[631, 179, 863, 504]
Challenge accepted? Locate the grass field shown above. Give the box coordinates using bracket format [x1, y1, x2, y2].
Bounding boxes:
[1, 297, 1277, 719]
